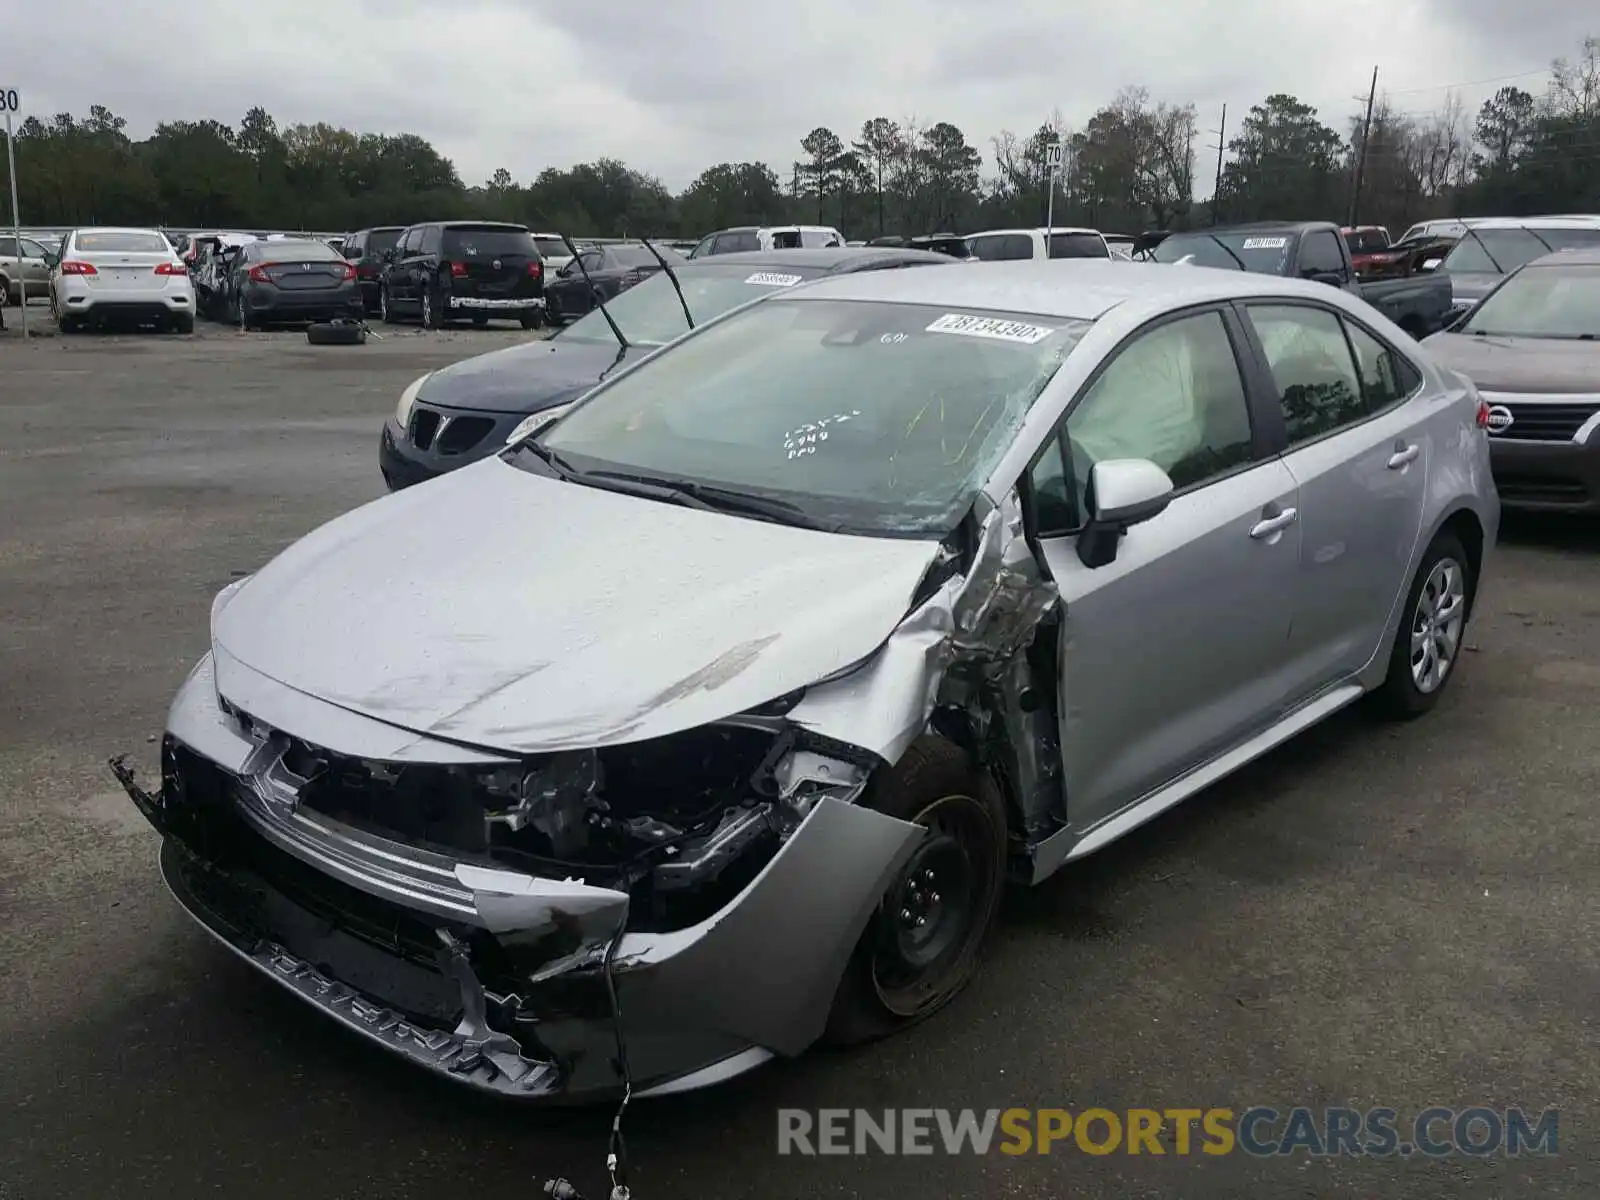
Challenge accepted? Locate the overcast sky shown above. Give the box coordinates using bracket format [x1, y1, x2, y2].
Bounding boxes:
[11, 0, 1595, 193]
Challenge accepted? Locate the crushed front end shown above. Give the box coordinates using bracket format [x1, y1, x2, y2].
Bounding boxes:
[115, 654, 924, 1101]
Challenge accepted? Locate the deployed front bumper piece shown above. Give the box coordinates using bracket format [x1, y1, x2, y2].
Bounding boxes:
[115, 654, 922, 1101]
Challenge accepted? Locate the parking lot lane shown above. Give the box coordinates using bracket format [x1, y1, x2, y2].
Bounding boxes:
[1, 329, 1596, 1200]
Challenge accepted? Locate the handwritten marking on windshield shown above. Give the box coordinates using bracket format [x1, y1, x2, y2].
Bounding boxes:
[925, 314, 1055, 344]
[783, 411, 862, 459]
[745, 272, 804, 286]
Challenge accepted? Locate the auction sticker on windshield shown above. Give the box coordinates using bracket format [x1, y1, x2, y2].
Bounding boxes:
[926, 314, 1055, 344]
[746, 272, 804, 286]
[1241, 237, 1289, 250]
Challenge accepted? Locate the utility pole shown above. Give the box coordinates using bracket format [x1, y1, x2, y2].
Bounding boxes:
[1208, 104, 1226, 226]
[1348, 66, 1378, 227]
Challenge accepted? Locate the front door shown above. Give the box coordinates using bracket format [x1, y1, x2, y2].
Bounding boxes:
[1236, 303, 1429, 700]
[1029, 307, 1303, 829]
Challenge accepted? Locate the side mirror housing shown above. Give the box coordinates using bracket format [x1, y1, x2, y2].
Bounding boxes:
[1076, 458, 1174, 569]
[1302, 269, 1345, 286]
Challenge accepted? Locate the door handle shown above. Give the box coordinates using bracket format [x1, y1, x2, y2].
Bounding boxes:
[1250, 507, 1298, 539]
[1388, 444, 1420, 469]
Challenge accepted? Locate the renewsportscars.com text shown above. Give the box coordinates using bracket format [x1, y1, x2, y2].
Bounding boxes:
[777, 1106, 1558, 1158]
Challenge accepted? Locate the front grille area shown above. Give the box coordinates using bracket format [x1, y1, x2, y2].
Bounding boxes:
[1490, 402, 1600, 442]
[1495, 473, 1590, 504]
[409, 408, 441, 450]
[436, 416, 494, 456]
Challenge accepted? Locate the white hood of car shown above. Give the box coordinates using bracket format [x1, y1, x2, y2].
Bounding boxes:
[212, 458, 941, 754]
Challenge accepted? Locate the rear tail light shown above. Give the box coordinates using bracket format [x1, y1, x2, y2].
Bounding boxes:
[449, 261, 468, 277]
[1475, 400, 1491, 429]
[247, 265, 271, 283]
[338, 263, 357, 281]
[527, 261, 542, 279]
[155, 262, 187, 276]
[59, 260, 97, 276]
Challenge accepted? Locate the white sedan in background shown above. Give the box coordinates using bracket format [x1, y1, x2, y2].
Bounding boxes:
[49, 227, 197, 334]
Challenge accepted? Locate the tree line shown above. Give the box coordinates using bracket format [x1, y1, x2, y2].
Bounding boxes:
[3, 35, 1596, 240]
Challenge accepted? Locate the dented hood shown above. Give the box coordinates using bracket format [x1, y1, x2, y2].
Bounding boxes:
[212, 458, 941, 754]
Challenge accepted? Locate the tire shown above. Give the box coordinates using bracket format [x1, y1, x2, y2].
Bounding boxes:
[471, 313, 489, 328]
[520, 308, 544, 331]
[1371, 532, 1472, 720]
[421, 283, 445, 330]
[238, 292, 261, 332]
[171, 313, 195, 335]
[823, 736, 1008, 1046]
[306, 321, 366, 346]
[379, 286, 398, 325]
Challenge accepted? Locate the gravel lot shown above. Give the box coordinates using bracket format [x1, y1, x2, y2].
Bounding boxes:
[2, 318, 1597, 1200]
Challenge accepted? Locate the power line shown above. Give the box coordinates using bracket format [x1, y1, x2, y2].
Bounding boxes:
[1381, 67, 1552, 96]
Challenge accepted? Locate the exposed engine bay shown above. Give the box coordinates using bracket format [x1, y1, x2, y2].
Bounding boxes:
[237, 711, 872, 932]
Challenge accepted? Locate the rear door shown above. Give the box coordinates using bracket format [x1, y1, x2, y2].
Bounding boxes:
[441, 225, 538, 298]
[1031, 306, 1301, 829]
[1236, 302, 1429, 701]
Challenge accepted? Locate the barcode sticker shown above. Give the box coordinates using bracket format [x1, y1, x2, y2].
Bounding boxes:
[925, 314, 1055, 344]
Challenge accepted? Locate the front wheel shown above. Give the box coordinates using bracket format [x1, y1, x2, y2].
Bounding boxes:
[824, 737, 1008, 1045]
[1372, 531, 1472, 719]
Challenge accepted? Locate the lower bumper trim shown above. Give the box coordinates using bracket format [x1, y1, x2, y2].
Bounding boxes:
[448, 296, 544, 310]
[159, 838, 565, 1098]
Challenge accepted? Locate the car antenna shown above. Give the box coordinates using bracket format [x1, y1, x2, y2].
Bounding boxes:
[560, 233, 629, 349]
[638, 237, 694, 331]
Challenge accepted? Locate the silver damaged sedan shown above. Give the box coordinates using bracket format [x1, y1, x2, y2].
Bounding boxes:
[115, 260, 1499, 1102]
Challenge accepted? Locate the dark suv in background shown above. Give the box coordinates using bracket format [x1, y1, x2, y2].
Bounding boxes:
[378, 221, 545, 329]
[341, 226, 405, 314]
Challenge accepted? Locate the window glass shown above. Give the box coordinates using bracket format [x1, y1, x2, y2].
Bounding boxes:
[1299, 232, 1346, 274]
[1344, 321, 1420, 408]
[72, 230, 172, 253]
[1459, 263, 1600, 339]
[1037, 311, 1255, 531]
[721, 230, 760, 253]
[1246, 305, 1367, 444]
[1047, 232, 1109, 259]
[538, 299, 1090, 536]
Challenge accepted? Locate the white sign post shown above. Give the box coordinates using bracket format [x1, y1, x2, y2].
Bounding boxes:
[1044, 136, 1063, 237]
[1, 86, 25, 338]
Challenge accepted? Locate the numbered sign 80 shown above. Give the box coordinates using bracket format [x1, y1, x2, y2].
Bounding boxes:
[0, 89, 20, 113]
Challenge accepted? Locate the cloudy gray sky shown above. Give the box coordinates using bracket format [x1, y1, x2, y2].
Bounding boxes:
[11, 0, 1595, 192]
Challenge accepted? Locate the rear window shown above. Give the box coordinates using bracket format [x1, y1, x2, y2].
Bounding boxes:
[533, 237, 567, 259]
[366, 229, 402, 254]
[73, 230, 171, 253]
[1048, 232, 1109, 259]
[1344, 229, 1390, 254]
[442, 226, 536, 258]
[256, 241, 342, 261]
[969, 234, 1034, 261]
[607, 245, 661, 268]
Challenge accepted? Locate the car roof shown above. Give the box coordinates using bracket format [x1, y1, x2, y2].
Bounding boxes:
[70, 226, 168, 236]
[684, 247, 951, 271]
[1466, 215, 1600, 230]
[788, 259, 1346, 320]
[966, 227, 1102, 237]
[1528, 246, 1600, 267]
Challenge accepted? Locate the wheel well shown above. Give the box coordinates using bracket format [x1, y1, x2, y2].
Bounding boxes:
[1437, 508, 1485, 616]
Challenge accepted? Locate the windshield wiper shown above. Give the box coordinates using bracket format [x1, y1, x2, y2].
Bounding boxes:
[639, 237, 695, 332]
[1205, 235, 1250, 271]
[582, 470, 840, 530]
[560, 233, 629, 349]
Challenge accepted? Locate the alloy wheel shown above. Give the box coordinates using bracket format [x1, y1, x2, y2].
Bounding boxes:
[1410, 556, 1465, 694]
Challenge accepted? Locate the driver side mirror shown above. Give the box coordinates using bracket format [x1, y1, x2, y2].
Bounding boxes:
[1302, 269, 1346, 287]
[1076, 458, 1174, 569]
